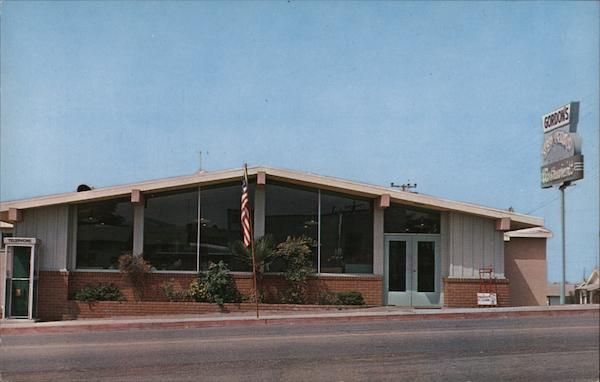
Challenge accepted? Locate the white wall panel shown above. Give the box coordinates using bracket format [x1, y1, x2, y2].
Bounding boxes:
[14, 205, 69, 271]
[448, 212, 504, 278]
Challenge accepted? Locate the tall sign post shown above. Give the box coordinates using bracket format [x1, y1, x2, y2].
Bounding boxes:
[540, 102, 584, 304]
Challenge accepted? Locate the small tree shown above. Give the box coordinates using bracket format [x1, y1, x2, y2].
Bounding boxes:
[231, 235, 276, 302]
[118, 252, 152, 301]
[275, 236, 315, 304]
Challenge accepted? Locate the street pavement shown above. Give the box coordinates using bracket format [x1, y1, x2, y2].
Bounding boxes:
[1, 313, 598, 381]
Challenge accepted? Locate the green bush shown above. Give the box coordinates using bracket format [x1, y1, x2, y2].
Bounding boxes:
[73, 283, 125, 302]
[231, 235, 276, 302]
[187, 261, 243, 306]
[336, 291, 364, 305]
[275, 236, 315, 304]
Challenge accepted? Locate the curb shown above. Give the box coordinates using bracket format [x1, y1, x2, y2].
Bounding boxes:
[1, 307, 598, 335]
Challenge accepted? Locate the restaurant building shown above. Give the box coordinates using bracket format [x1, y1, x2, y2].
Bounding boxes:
[0, 166, 548, 320]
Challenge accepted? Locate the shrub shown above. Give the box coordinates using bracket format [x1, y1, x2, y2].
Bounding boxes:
[231, 235, 276, 302]
[73, 283, 125, 302]
[317, 291, 337, 305]
[160, 280, 189, 302]
[187, 261, 243, 306]
[275, 236, 315, 304]
[336, 291, 364, 305]
[118, 252, 152, 301]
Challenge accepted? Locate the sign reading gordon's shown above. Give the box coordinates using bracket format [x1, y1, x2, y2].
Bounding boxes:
[540, 101, 583, 188]
[542, 102, 579, 134]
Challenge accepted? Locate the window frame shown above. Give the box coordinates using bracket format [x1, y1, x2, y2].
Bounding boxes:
[72, 181, 377, 276]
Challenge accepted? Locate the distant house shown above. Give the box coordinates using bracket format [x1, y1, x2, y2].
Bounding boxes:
[547, 282, 577, 305]
[575, 268, 599, 304]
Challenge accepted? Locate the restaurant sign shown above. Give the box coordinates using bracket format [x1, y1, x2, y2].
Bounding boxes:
[542, 102, 579, 134]
[540, 102, 583, 188]
[541, 130, 581, 165]
[541, 154, 584, 188]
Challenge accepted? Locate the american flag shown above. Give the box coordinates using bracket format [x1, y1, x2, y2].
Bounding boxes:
[241, 176, 251, 247]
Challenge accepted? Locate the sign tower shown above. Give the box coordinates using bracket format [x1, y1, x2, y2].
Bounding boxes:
[540, 102, 584, 304]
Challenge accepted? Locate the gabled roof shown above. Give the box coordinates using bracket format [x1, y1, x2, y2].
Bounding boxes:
[0, 165, 544, 228]
[576, 268, 600, 291]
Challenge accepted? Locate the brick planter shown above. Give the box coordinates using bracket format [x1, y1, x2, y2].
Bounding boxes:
[35, 270, 383, 321]
[443, 277, 510, 307]
[68, 272, 383, 305]
[64, 301, 370, 320]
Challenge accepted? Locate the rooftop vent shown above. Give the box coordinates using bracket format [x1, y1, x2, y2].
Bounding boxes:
[76, 184, 93, 192]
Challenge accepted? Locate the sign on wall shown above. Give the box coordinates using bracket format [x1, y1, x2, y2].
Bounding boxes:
[3, 237, 38, 245]
[540, 102, 584, 188]
[542, 102, 579, 134]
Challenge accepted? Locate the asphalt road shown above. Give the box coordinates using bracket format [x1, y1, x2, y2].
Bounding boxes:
[1, 313, 598, 382]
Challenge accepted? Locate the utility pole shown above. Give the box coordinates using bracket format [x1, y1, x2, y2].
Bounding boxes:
[559, 181, 570, 304]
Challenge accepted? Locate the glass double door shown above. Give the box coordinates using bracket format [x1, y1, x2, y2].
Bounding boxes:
[385, 235, 440, 307]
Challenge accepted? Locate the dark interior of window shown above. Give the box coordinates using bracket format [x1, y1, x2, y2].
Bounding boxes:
[320, 192, 373, 274]
[199, 183, 253, 271]
[384, 204, 441, 234]
[265, 182, 319, 271]
[76, 199, 133, 269]
[144, 188, 198, 271]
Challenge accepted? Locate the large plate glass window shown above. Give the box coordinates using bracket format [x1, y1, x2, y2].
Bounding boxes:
[320, 192, 373, 273]
[144, 188, 198, 271]
[76, 198, 133, 269]
[199, 183, 254, 271]
[265, 182, 319, 270]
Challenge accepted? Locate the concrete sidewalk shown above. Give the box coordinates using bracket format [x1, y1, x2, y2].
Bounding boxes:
[1, 304, 597, 335]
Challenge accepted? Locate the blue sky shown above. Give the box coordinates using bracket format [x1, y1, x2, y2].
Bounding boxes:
[1, 1, 598, 283]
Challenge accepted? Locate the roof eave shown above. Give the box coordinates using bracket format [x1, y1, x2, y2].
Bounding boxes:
[0, 165, 544, 228]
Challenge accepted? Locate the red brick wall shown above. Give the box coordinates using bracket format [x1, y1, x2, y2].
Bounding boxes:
[68, 272, 383, 305]
[37, 271, 70, 321]
[443, 277, 510, 307]
[33, 271, 383, 320]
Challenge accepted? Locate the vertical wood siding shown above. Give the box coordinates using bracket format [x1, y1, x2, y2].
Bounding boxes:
[14, 205, 70, 271]
[440, 212, 450, 279]
[448, 212, 504, 278]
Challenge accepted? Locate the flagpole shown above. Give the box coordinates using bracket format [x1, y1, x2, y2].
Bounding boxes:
[244, 163, 260, 319]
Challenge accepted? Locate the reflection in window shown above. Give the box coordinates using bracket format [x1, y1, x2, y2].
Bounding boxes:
[417, 241, 436, 292]
[384, 204, 440, 234]
[265, 183, 319, 270]
[76, 199, 133, 269]
[200, 183, 253, 271]
[144, 189, 198, 271]
[320, 192, 373, 274]
[389, 241, 407, 292]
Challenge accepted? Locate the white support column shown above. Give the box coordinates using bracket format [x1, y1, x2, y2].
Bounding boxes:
[253, 186, 265, 239]
[373, 207, 384, 275]
[132, 204, 145, 256]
